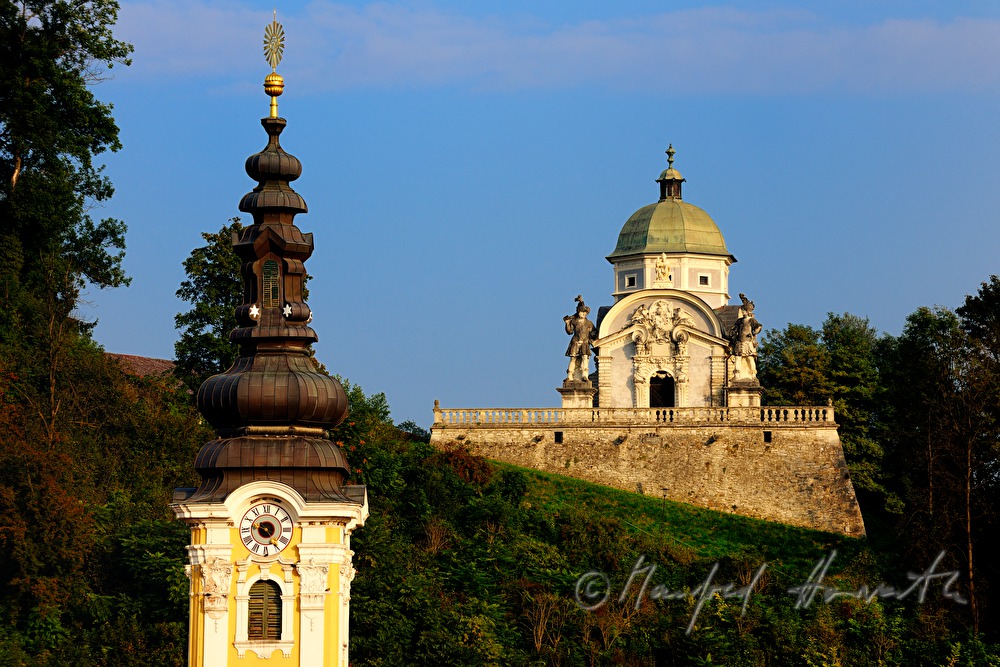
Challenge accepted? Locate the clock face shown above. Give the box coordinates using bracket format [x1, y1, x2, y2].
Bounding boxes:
[240, 502, 293, 558]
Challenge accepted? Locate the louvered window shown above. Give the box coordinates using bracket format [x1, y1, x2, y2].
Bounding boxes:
[262, 260, 280, 308]
[248, 580, 282, 640]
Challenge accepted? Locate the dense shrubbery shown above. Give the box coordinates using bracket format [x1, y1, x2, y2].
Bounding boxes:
[0, 346, 206, 666]
[341, 382, 999, 666]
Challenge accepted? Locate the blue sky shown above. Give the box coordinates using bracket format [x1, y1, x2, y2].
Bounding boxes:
[89, 1, 1000, 426]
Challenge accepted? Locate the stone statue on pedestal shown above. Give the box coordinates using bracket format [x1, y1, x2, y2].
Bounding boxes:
[654, 253, 670, 283]
[729, 293, 763, 383]
[564, 295, 597, 382]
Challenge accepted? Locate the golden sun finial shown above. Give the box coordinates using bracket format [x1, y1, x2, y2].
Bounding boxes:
[262, 11, 285, 118]
[263, 10, 285, 71]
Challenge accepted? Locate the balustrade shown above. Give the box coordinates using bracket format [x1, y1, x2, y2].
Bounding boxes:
[432, 404, 834, 426]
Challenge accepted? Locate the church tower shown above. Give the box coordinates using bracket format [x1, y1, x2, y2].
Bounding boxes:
[172, 18, 367, 666]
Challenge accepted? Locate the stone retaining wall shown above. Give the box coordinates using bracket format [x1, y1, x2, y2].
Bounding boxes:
[430, 421, 865, 537]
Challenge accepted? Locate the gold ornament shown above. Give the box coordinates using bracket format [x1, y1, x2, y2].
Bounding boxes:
[263, 12, 284, 71]
[262, 11, 285, 118]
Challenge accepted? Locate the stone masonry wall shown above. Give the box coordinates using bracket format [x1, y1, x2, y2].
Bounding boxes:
[430, 423, 866, 537]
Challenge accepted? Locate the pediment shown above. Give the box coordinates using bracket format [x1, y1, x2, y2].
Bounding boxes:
[596, 290, 728, 344]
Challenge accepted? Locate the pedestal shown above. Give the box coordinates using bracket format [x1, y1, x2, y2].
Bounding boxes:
[725, 381, 762, 407]
[558, 380, 597, 409]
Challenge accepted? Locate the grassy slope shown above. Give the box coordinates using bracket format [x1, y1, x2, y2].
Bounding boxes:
[496, 460, 878, 587]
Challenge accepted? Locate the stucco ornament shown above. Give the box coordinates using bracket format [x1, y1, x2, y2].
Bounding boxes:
[298, 561, 329, 594]
[564, 295, 597, 382]
[627, 300, 693, 356]
[729, 293, 763, 383]
[202, 557, 233, 618]
[295, 559, 330, 629]
[339, 562, 356, 603]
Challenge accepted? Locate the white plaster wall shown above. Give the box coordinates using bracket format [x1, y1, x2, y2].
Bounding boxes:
[687, 342, 713, 406]
[609, 345, 634, 407]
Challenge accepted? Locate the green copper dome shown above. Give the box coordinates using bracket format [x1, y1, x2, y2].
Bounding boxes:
[607, 198, 732, 259]
[608, 145, 732, 260]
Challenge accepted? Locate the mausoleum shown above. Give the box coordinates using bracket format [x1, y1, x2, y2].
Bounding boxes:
[431, 147, 866, 537]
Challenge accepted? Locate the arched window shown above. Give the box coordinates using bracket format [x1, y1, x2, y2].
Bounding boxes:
[234, 573, 294, 658]
[262, 260, 280, 308]
[248, 580, 282, 640]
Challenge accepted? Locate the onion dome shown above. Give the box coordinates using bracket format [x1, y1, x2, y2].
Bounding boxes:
[189, 36, 353, 502]
[238, 117, 306, 216]
[608, 145, 733, 260]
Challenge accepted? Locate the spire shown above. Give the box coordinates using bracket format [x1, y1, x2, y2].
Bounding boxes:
[656, 143, 685, 201]
[189, 17, 353, 503]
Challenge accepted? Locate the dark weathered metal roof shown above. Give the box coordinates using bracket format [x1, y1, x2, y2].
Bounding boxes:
[184, 104, 359, 505]
[714, 305, 741, 338]
[187, 436, 354, 503]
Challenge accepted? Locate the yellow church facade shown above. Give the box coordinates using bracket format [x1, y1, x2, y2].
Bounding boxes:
[175, 482, 367, 666]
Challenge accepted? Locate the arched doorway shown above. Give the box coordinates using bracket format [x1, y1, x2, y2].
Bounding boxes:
[649, 373, 675, 408]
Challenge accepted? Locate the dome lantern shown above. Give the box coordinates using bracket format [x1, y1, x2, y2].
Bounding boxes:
[657, 144, 685, 201]
[606, 146, 735, 308]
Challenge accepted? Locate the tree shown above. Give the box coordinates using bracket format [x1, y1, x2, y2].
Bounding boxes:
[757, 323, 831, 405]
[0, 6, 205, 660]
[174, 218, 244, 393]
[956, 279, 1000, 633]
[0, 0, 133, 453]
[957, 275, 1000, 363]
[0, 0, 132, 296]
[878, 305, 1000, 634]
[759, 314, 888, 502]
[821, 313, 886, 501]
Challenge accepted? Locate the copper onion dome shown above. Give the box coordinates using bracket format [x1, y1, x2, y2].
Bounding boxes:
[188, 24, 353, 503]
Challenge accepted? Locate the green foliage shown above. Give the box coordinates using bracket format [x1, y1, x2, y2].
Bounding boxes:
[758, 323, 832, 405]
[0, 0, 132, 298]
[821, 314, 885, 501]
[0, 337, 208, 664]
[344, 405, 1000, 666]
[174, 218, 245, 393]
[957, 275, 1000, 362]
[759, 314, 887, 503]
[762, 297, 1000, 638]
